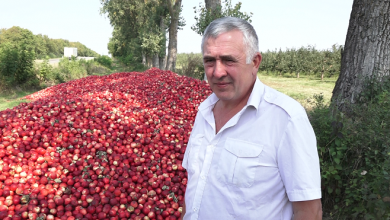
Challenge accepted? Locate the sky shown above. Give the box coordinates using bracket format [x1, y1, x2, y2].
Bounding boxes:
[0, 0, 354, 56]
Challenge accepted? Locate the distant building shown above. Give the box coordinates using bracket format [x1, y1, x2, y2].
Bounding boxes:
[64, 47, 77, 59]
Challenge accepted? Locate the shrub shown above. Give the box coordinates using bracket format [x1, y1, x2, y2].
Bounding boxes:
[36, 57, 52, 82]
[309, 76, 390, 219]
[79, 59, 111, 75]
[176, 53, 204, 80]
[95, 55, 113, 69]
[55, 58, 87, 82]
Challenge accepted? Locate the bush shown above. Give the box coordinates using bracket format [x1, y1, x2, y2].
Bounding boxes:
[309, 76, 390, 219]
[95, 55, 113, 69]
[176, 53, 204, 80]
[36, 57, 52, 82]
[79, 59, 111, 76]
[54, 58, 87, 82]
[0, 43, 39, 90]
[114, 54, 148, 72]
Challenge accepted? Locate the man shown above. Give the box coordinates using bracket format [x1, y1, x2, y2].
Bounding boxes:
[181, 17, 322, 220]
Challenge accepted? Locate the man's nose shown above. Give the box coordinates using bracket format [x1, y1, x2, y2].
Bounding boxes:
[213, 60, 227, 78]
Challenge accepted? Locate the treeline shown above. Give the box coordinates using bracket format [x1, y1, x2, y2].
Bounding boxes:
[259, 45, 342, 78]
[0, 26, 99, 59]
[0, 26, 108, 92]
[176, 44, 343, 80]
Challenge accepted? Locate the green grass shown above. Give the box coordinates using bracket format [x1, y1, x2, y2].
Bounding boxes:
[258, 73, 337, 109]
[0, 90, 34, 111]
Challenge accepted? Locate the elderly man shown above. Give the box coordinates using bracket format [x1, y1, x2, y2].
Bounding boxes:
[181, 17, 322, 220]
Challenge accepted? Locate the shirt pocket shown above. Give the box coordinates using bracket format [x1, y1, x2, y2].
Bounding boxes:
[217, 138, 264, 188]
[183, 134, 204, 174]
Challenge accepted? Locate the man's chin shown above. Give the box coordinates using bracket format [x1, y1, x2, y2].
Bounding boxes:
[214, 93, 233, 101]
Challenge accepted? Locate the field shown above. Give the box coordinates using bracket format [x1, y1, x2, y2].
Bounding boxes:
[0, 72, 336, 112]
[258, 73, 337, 109]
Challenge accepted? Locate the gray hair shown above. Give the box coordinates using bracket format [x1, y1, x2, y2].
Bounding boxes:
[201, 17, 259, 64]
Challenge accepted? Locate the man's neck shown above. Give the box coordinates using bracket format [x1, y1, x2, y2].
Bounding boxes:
[213, 81, 255, 133]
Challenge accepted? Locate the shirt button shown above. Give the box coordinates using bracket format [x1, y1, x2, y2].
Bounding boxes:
[193, 208, 197, 212]
[201, 175, 206, 180]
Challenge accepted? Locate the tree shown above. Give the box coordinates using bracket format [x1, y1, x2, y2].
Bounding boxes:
[101, 0, 171, 69]
[332, 0, 390, 111]
[0, 26, 36, 52]
[205, 0, 221, 10]
[165, 0, 183, 71]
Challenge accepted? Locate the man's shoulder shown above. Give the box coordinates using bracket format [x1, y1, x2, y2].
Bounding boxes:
[262, 85, 306, 118]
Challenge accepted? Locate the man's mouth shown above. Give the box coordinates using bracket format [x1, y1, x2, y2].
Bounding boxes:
[215, 82, 230, 86]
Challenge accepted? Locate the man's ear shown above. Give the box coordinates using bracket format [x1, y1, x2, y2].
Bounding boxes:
[252, 52, 262, 75]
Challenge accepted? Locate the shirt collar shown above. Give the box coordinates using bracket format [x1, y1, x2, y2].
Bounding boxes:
[198, 77, 265, 114]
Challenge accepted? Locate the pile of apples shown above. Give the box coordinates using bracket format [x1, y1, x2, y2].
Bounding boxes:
[0, 68, 211, 220]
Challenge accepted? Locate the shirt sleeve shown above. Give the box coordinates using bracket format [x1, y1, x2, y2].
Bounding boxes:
[277, 114, 322, 202]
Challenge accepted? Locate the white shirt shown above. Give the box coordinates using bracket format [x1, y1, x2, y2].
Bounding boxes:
[182, 78, 321, 220]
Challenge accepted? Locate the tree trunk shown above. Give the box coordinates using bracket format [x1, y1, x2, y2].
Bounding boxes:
[159, 16, 166, 70]
[159, 57, 165, 70]
[332, 0, 390, 111]
[205, 0, 221, 10]
[202, 0, 222, 80]
[153, 54, 159, 68]
[165, 0, 182, 71]
[142, 53, 146, 66]
[147, 56, 153, 68]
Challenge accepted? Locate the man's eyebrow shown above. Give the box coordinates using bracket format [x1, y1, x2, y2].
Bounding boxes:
[203, 55, 237, 61]
[219, 55, 237, 61]
[203, 55, 215, 60]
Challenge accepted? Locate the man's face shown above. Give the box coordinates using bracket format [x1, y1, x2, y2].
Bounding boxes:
[203, 30, 261, 104]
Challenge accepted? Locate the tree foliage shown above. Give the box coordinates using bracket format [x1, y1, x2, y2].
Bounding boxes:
[191, 0, 253, 36]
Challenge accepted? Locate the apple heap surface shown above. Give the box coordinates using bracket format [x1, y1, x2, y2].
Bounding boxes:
[0, 68, 211, 220]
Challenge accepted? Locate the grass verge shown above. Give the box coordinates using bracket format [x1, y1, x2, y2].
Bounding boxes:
[0, 90, 34, 111]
